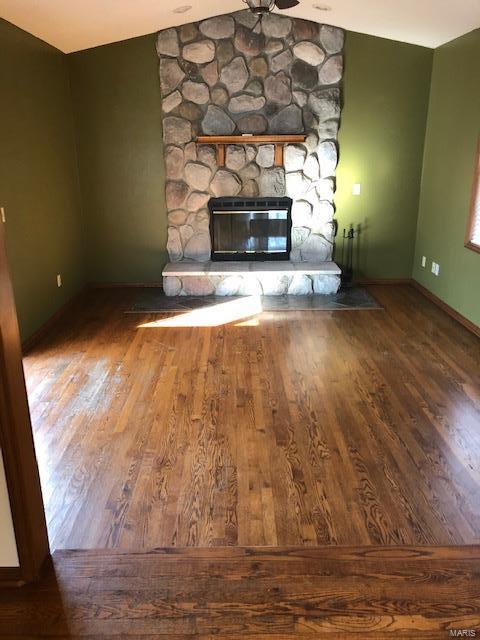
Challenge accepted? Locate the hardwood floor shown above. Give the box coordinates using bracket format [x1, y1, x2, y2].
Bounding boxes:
[1, 545, 480, 637]
[23, 285, 480, 550]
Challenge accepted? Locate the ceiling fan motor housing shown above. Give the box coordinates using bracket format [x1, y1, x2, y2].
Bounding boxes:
[244, 0, 276, 14]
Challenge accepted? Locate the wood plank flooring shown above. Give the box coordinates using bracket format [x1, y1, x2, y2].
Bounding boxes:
[1, 546, 480, 638]
[23, 285, 480, 550]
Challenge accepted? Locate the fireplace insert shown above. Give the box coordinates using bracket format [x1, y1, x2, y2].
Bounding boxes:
[208, 197, 292, 261]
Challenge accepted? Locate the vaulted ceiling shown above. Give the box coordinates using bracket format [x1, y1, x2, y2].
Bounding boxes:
[0, 0, 479, 53]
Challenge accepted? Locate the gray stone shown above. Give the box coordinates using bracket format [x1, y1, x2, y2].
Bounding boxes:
[183, 235, 211, 263]
[303, 154, 320, 181]
[264, 71, 291, 105]
[291, 60, 318, 90]
[183, 275, 215, 293]
[292, 226, 310, 248]
[288, 274, 313, 295]
[290, 248, 301, 262]
[293, 90, 307, 107]
[211, 86, 229, 106]
[308, 88, 341, 120]
[250, 57, 269, 78]
[286, 171, 311, 197]
[226, 145, 247, 171]
[258, 274, 290, 295]
[241, 179, 259, 197]
[269, 104, 302, 134]
[232, 9, 259, 29]
[160, 59, 185, 96]
[179, 224, 194, 246]
[240, 162, 260, 179]
[156, 28, 179, 57]
[184, 142, 197, 162]
[319, 25, 344, 54]
[292, 18, 319, 41]
[197, 145, 216, 169]
[235, 25, 265, 57]
[316, 178, 334, 200]
[305, 132, 319, 152]
[163, 276, 182, 296]
[180, 23, 198, 43]
[210, 170, 242, 197]
[237, 114, 268, 134]
[238, 276, 263, 296]
[202, 105, 235, 135]
[229, 94, 266, 113]
[166, 181, 189, 209]
[318, 118, 339, 140]
[186, 192, 210, 212]
[167, 227, 183, 261]
[215, 276, 242, 296]
[245, 80, 263, 96]
[184, 162, 212, 191]
[318, 55, 343, 85]
[271, 49, 293, 73]
[201, 61, 218, 87]
[291, 200, 312, 226]
[312, 274, 340, 294]
[302, 108, 318, 131]
[162, 90, 182, 113]
[183, 40, 215, 64]
[178, 101, 203, 122]
[163, 116, 192, 145]
[262, 14, 292, 39]
[259, 168, 286, 197]
[182, 81, 210, 105]
[311, 201, 335, 228]
[265, 40, 283, 55]
[284, 145, 306, 172]
[293, 41, 325, 66]
[197, 210, 211, 231]
[199, 15, 235, 39]
[168, 209, 188, 226]
[220, 57, 249, 94]
[300, 234, 332, 262]
[165, 145, 184, 179]
[318, 140, 338, 177]
[246, 146, 257, 162]
[216, 40, 235, 68]
[318, 221, 336, 242]
[256, 145, 275, 168]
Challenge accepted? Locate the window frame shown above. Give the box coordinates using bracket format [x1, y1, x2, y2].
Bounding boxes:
[465, 137, 480, 254]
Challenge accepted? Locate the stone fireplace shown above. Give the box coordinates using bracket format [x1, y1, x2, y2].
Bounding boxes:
[157, 10, 344, 295]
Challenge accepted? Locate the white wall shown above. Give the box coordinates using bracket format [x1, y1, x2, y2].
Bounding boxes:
[0, 449, 19, 567]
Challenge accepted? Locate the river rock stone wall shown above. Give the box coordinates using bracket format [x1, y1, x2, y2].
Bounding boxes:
[157, 11, 344, 263]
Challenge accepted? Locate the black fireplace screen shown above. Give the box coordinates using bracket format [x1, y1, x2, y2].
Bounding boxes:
[208, 197, 292, 261]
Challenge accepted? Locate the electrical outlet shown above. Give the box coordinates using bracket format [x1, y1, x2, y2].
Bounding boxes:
[421, 256, 426, 268]
[431, 261, 437, 274]
[352, 183, 361, 196]
[434, 263, 440, 276]
[0, 207, 5, 223]
[56, 274, 62, 288]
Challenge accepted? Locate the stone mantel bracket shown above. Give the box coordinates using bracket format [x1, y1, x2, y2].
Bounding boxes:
[196, 134, 307, 168]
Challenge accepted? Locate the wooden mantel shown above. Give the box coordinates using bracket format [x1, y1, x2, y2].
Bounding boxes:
[196, 134, 306, 168]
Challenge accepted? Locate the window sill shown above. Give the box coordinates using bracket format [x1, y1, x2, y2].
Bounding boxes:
[465, 241, 480, 254]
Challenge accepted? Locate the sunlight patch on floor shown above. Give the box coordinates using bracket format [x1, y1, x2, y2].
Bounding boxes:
[137, 296, 263, 328]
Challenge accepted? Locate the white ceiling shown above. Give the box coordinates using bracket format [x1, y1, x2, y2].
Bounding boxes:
[0, 0, 479, 53]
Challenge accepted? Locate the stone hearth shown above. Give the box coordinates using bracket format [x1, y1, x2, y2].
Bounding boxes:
[157, 10, 344, 282]
[162, 261, 341, 296]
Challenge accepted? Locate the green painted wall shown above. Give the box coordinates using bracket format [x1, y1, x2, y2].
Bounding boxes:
[0, 19, 85, 341]
[69, 35, 167, 283]
[336, 32, 433, 279]
[413, 29, 480, 327]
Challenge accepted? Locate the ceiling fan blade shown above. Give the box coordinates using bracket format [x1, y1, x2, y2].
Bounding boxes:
[274, 0, 300, 8]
